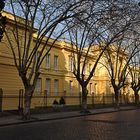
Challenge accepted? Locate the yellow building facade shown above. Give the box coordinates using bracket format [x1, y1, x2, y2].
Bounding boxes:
[0, 12, 135, 111]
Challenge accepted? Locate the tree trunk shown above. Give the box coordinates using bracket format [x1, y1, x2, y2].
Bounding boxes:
[22, 86, 34, 120]
[81, 86, 89, 113]
[134, 90, 139, 106]
[114, 89, 120, 109]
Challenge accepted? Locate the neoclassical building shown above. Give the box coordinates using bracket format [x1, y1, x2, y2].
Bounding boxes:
[0, 12, 134, 110]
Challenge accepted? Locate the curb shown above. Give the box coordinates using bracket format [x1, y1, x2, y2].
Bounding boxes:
[0, 107, 138, 127]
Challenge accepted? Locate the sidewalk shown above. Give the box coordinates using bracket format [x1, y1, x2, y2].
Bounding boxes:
[0, 106, 138, 127]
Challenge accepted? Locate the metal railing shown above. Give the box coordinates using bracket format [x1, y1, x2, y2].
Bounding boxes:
[0, 88, 136, 112]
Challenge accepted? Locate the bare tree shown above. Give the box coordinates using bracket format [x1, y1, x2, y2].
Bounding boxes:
[129, 43, 140, 105]
[0, 0, 5, 11]
[102, 1, 140, 108]
[103, 37, 139, 108]
[4, 0, 88, 119]
[65, 0, 134, 112]
[128, 7, 140, 105]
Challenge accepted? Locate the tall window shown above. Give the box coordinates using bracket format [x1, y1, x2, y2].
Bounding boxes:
[89, 83, 92, 95]
[69, 56, 73, 71]
[34, 51, 41, 65]
[45, 79, 50, 95]
[54, 79, 59, 95]
[83, 66, 86, 75]
[46, 54, 50, 68]
[35, 78, 41, 94]
[36, 51, 41, 61]
[94, 83, 97, 95]
[54, 55, 58, 70]
[69, 80, 73, 94]
[89, 63, 92, 73]
[78, 83, 81, 93]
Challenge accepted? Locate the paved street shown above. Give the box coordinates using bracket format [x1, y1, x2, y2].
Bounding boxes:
[0, 109, 140, 140]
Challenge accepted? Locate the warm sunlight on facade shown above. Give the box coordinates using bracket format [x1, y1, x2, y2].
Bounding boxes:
[0, 12, 135, 110]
